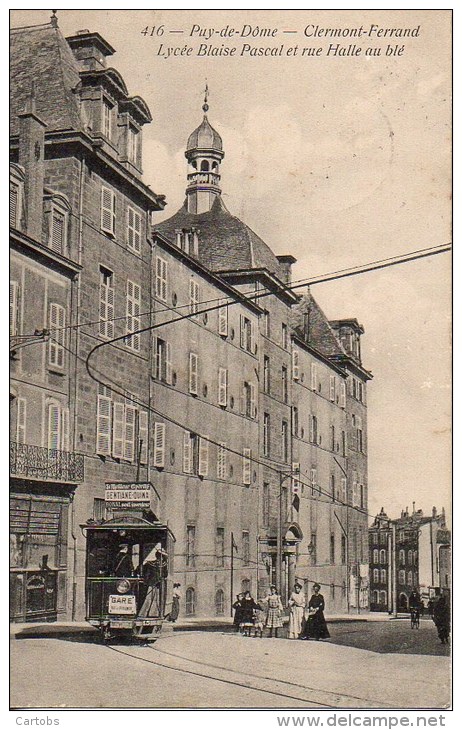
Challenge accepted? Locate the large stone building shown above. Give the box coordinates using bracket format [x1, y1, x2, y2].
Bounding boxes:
[10, 15, 372, 621]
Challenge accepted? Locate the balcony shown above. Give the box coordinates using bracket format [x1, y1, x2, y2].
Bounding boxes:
[10, 442, 84, 484]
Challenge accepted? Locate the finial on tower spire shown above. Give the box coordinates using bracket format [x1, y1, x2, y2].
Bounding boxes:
[202, 81, 209, 114]
[51, 10, 58, 28]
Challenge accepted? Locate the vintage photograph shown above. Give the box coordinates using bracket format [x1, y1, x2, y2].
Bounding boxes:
[9, 8, 451, 712]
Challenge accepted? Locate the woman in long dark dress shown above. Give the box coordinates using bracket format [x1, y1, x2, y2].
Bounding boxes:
[232, 593, 244, 632]
[432, 592, 450, 644]
[239, 591, 261, 636]
[301, 583, 330, 640]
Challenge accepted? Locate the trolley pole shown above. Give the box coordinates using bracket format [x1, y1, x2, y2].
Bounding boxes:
[392, 522, 397, 618]
[230, 531, 234, 618]
[276, 473, 283, 595]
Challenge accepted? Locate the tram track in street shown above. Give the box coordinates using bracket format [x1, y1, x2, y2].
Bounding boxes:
[105, 635, 394, 708]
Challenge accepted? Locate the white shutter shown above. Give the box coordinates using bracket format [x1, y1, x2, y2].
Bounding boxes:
[240, 383, 246, 415]
[10, 281, 19, 336]
[16, 398, 26, 444]
[97, 394, 111, 455]
[156, 257, 167, 301]
[154, 422, 166, 468]
[340, 380, 346, 409]
[112, 402, 125, 458]
[250, 383, 256, 418]
[51, 212, 65, 253]
[165, 342, 173, 385]
[218, 367, 228, 406]
[243, 448, 251, 485]
[48, 402, 61, 450]
[127, 207, 141, 253]
[249, 320, 256, 354]
[189, 279, 199, 315]
[329, 375, 336, 402]
[101, 186, 115, 234]
[10, 182, 19, 227]
[100, 276, 114, 339]
[198, 436, 209, 477]
[60, 407, 69, 451]
[126, 280, 141, 351]
[189, 352, 198, 395]
[292, 349, 300, 380]
[138, 410, 149, 464]
[240, 315, 246, 348]
[48, 302, 65, 368]
[124, 404, 136, 461]
[311, 362, 317, 391]
[183, 431, 192, 473]
[218, 300, 228, 336]
[217, 442, 226, 479]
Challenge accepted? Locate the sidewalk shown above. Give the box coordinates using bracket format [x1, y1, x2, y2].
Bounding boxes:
[10, 611, 406, 640]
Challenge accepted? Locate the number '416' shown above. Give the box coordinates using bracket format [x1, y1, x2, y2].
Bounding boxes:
[141, 26, 164, 36]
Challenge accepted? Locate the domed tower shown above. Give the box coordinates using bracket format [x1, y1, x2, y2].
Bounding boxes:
[185, 87, 224, 214]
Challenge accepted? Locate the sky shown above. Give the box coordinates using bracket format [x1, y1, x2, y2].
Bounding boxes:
[10, 8, 452, 523]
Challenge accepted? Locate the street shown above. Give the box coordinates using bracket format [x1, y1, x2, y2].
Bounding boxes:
[11, 618, 450, 709]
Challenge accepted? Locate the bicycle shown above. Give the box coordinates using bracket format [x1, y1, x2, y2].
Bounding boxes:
[410, 608, 420, 629]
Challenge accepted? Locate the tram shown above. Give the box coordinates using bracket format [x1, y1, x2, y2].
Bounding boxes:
[82, 512, 175, 642]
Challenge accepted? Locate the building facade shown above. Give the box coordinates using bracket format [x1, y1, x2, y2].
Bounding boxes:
[10, 15, 372, 620]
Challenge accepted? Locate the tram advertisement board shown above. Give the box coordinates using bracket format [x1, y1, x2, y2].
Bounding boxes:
[105, 482, 151, 510]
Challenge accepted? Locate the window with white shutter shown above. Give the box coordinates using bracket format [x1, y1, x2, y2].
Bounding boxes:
[218, 300, 228, 336]
[125, 279, 141, 351]
[48, 402, 61, 450]
[198, 436, 209, 477]
[183, 430, 193, 473]
[50, 210, 65, 254]
[128, 125, 139, 164]
[189, 278, 200, 315]
[217, 442, 227, 479]
[101, 186, 116, 235]
[16, 398, 26, 444]
[329, 375, 336, 402]
[10, 181, 19, 228]
[189, 352, 198, 395]
[99, 267, 114, 339]
[154, 422, 166, 468]
[48, 302, 65, 369]
[124, 404, 136, 461]
[339, 380, 346, 409]
[97, 391, 112, 455]
[9, 281, 20, 336]
[138, 410, 149, 464]
[102, 99, 112, 140]
[155, 256, 167, 302]
[218, 368, 228, 407]
[310, 362, 317, 391]
[60, 407, 69, 451]
[112, 402, 125, 459]
[127, 207, 141, 253]
[243, 448, 251, 485]
[292, 349, 300, 380]
[250, 383, 256, 418]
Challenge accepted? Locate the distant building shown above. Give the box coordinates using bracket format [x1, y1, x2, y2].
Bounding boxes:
[369, 505, 450, 612]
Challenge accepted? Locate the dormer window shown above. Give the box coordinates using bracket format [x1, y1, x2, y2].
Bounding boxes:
[128, 125, 139, 165]
[9, 164, 25, 230]
[102, 98, 113, 140]
[44, 193, 71, 255]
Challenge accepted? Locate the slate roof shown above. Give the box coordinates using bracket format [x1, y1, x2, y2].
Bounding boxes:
[187, 115, 223, 152]
[154, 196, 287, 281]
[290, 289, 346, 359]
[10, 23, 85, 135]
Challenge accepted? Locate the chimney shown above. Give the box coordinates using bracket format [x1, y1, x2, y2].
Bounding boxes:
[18, 86, 47, 242]
[303, 309, 311, 342]
[432, 506, 437, 519]
[66, 31, 115, 71]
[276, 255, 297, 286]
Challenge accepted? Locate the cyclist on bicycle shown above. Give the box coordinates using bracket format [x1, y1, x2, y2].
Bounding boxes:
[409, 589, 421, 625]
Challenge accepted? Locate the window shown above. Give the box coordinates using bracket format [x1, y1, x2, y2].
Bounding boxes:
[241, 381, 256, 418]
[263, 355, 270, 394]
[15, 397, 27, 444]
[186, 527, 196, 567]
[99, 267, 114, 339]
[215, 588, 225, 615]
[310, 467, 317, 496]
[263, 310, 270, 338]
[339, 380, 346, 408]
[243, 448, 251, 485]
[155, 257, 167, 302]
[93, 498, 106, 522]
[101, 186, 116, 235]
[263, 413, 271, 456]
[218, 300, 228, 336]
[127, 207, 141, 253]
[189, 278, 200, 316]
[373, 549, 379, 563]
[310, 363, 317, 391]
[329, 375, 336, 402]
[185, 587, 195, 614]
[98, 388, 147, 463]
[96, 386, 112, 455]
[138, 410, 148, 464]
[216, 528, 225, 567]
[189, 353, 198, 395]
[48, 303, 65, 369]
[331, 425, 335, 451]
[153, 422, 166, 468]
[281, 421, 288, 462]
[240, 316, 254, 353]
[408, 550, 413, 566]
[128, 125, 139, 164]
[218, 368, 228, 407]
[380, 532, 388, 545]
[381, 569, 387, 583]
[282, 365, 288, 403]
[242, 531, 250, 566]
[309, 414, 318, 444]
[10, 180, 21, 228]
[198, 436, 209, 477]
[281, 323, 288, 349]
[330, 534, 335, 564]
[373, 569, 379, 583]
[341, 535, 346, 565]
[357, 417, 363, 453]
[46, 195, 70, 255]
[183, 431, 195, 474]
[125, 280, 141, 351]
[123, 404, 137, 461]
[399, 550, 405, 565]
[342, 431, 346, 456]
[217, 442, 227, 480]
[292, 348, 300, 380]
[47, 401, 69, 451]
[9, 281, 21, 336]
[330, 474, 335, 502]
[341, 477, 347, 502]
[263, 483, 270, 527]
[398, 570, 405, 585]
[102, 99, 112, 140]
[154, 338, 172, 384]
[292, 406, 299, 437]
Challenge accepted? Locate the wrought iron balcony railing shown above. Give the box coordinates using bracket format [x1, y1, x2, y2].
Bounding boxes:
[10, 442, 84, 484]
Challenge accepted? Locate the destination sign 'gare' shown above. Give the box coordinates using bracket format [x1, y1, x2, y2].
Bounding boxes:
[105, 483, 152, 509]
